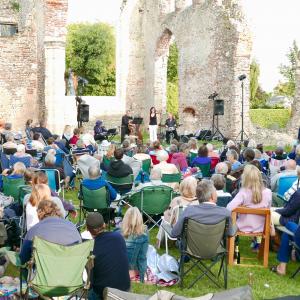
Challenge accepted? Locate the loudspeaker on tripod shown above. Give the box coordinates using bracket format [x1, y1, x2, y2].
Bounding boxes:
[213, 99, 224, 116]
[77, 104, 89, 122]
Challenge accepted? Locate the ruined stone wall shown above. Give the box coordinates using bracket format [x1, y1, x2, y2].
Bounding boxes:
[0, 0, 39, 130]
[119, 0, 252, 138]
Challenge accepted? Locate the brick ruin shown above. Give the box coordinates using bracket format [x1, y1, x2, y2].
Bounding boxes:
[119, 0, 252, 137]
[0, 0, 67, 132]
[0, 0, 254, 138]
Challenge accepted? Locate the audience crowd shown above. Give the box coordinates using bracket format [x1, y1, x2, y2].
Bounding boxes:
[0, 119, 300, 298]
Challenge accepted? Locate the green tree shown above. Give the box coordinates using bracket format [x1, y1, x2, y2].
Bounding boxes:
[250, 60, 260, 105]
[276, 40, 299, 97]
[66, 22, 116, 96]
[167, 43, 179, 117]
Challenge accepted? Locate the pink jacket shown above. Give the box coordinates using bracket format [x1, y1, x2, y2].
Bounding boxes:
[171, 152, 188, 171]
[226, 188, 272, 233]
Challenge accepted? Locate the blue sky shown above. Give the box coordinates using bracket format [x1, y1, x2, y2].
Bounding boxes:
[68, 0, 300, 92]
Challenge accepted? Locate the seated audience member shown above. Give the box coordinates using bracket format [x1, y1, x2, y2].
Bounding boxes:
[42, 153, 71, 187]
[271, 160, 297, 192]
[86, 212, 130, 299]
[133, 144, 152, 163]
[171, 179, 236, 238]
[122, 139, 134, 157]
[1, 161, 26, 189]
[11, 144, 38, 167]
[1, 123, 13, 139]
[32, 120, 52, 140]
[20, 200, 81, 264]
[2, 133, 17, 150]
[62, 125, 72, 149]
[171, 143, 189, 172]
[226, 149, 241, 171]
[271, 221, 300, 275]
[283, 166, 300, 202]
[191, 145, 211, 167]
[215, 162, 228, 175]
[249, 160, 271, 189]
[157, 176, 198, 246]
[77, 154, 101, 179]
[121, 207, 148, 283]
[242, 148, 255, 164]
[81, 165, 117, 201]
[211, 174, 232, 199]
[188, 138, 198, 154]
[207, 143, 219, 158]
[294, 144, 300, 166]
[167, 144, 178, 161]
[81, 127, 97, 152]
[247, 139, 257, 149]
[69, 128, 81, 147]
[24, 169, 35, 185]
[153, 150, 178, 175]
[257, 143, 270, 161]
[220, 139, 236, 162]
[52, 134, 69, 154]
[270, 146, 288, 176]
[25, 119, 33, 139]
[26, 184, 66, 230]
[94, 120, 108, 142]
[226, 165, 272, 239]
[31, 133, 45, 152]
[107, 148, 133, 178]
[149, 140, 162, 157]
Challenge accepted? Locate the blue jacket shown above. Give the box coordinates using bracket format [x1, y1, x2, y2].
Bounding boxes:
[124, 233, 148, 282]
[276, 189, 300, 226]
[82, 177, 117, 201]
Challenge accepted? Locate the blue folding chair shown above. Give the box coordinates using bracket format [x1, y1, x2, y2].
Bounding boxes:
[0, 151, 10, 170]
[41, 169, 64, 199]
[10, 156, 31, 168]
[277, 176, 298, 199]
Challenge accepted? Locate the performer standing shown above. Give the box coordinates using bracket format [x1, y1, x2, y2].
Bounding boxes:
[165, 112, 178, 144]
[149, 107, 158, 143]
[121, 110, 132, 142]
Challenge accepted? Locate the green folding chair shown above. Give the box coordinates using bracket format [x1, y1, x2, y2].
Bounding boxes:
[3, 176, 25, 202]
[79, 185, 112, 228]
[106, 174, 134, 195]
[161, 173, 182, 184]
[179, 218, 228, 289]
[189, 152, 197, 166]
[142, 159, 151, 174]
[194, 162, 211, 177]
[128, 185, 173, 230]
[23, 237, 94, 299]
[103, 155, 113, 168]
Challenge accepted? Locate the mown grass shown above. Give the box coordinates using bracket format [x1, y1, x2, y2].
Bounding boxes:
[250, 109, 291, 129]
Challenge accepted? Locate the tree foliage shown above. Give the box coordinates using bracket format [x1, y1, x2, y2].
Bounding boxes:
[66, 22, 116, 96]
[250, 60, 260, 104]
[167, 43, 179, 117]
[276, 40, 299, 97]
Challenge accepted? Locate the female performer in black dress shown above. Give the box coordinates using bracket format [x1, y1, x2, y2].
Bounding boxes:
[149, 107, 158, 143]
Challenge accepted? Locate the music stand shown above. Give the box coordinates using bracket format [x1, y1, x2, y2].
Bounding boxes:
[132, 117, 143, 125]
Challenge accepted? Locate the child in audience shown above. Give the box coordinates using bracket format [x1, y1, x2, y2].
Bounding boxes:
[121, 207, 148, 283]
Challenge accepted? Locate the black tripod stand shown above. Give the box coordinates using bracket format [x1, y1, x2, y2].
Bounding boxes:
[235, 75, 249, 142]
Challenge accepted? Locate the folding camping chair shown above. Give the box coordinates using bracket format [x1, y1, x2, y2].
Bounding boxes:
[3, 176, 25, 202]
[22, 237, 94, 300]
[41, 168, 65, 199]
[106, 174, 134, 195]
[193, 162, 211, 178]
[128, 185, 173, 230]
[79, 184, 112, 229]
[161, 173, 181, 184]
[179, 218, 228, 289]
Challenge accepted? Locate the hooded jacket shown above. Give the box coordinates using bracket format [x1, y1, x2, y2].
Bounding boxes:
[107, 160, 133, 178]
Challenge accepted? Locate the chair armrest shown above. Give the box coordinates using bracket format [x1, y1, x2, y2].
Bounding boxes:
[276, 225, 295, 237]
[233, 207, 270, 216]
[276, 194, 288, 202]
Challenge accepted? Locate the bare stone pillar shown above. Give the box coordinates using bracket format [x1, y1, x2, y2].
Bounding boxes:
[175, 0, 186, 11]
[159, 0, 175, 15]
[44, 39, 66, 133]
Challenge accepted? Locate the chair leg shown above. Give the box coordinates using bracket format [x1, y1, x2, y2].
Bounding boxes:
[165, 233, 168, 255]
[290, 266, 300, 279]
[224, 254, 228, 289]
[228, 236, 235, 265]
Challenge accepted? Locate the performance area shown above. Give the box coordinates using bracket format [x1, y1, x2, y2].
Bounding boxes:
[1, 0, 300, 299]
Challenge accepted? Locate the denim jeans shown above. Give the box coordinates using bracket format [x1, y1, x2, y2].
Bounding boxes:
[277, 222, 299, 263]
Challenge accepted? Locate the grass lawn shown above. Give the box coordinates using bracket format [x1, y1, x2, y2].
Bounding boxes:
[5, 186, 300, 300]
[250, 109, 291, 129]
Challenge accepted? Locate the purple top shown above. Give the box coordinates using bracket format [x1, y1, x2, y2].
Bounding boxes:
[192, 157, 211, 166]
[226, 187, 272, 233]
